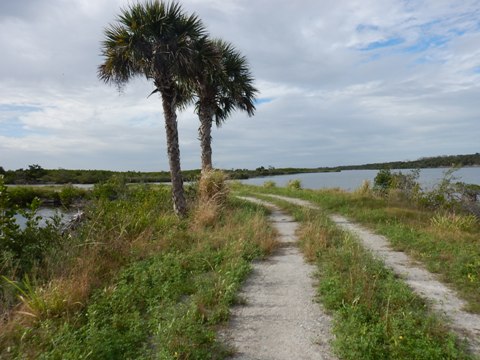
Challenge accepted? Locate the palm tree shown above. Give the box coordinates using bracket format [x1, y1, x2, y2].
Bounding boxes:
[195, 39, 258, 172]
[98, 1, 208, 216]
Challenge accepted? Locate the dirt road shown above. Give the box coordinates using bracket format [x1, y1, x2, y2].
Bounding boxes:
[221, 196, 336, 360]
[265, 194, 480, 354]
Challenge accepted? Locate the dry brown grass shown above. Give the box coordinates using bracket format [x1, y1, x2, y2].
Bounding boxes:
[249, 214, 278, 255]
[191, 200, 221, 230]
[298, 221, 329, 262]
[198, 170, 229, 204]
[353, 180, 373, 197]
[192, 170, 230, 231]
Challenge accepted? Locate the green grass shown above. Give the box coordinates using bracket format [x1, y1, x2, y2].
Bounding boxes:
[242, 192, 475, 359]
[1, 184, 276, 359]
[234, 183, 480, 313]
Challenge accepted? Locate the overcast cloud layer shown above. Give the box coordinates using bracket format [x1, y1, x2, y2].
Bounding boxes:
[1, 0, 479, 171]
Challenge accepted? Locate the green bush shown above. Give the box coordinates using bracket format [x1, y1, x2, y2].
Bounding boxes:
[287, 179, 302, 190]
[93, 175, 128, 200]
[59, 185, 88, 207]
[1, 176, 63, 309]
[374, 169, 393, 193]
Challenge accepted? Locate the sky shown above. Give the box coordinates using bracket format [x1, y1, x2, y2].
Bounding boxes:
[1, 0, 479, 171]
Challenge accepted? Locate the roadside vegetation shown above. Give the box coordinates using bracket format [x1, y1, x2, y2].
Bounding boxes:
[0, 174, 276, 358]
[234, 182, 478, 358]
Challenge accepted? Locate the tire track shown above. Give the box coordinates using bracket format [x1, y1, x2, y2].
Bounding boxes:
[264, 194, 480, 354]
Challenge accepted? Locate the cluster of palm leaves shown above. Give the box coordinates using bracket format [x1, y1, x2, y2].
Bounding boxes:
[98, 1, 257, 216]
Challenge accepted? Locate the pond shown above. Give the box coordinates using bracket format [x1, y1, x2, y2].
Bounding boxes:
[240, 167, 480, 191]
[13, 208, 79, 229]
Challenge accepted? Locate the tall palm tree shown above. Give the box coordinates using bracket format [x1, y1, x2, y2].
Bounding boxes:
[195, 39, 258, 172]
[98, 1, 208, 216]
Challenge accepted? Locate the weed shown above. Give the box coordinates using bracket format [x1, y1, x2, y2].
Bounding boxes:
[354, 180, 372, 197]
[431, 213, 478, 232]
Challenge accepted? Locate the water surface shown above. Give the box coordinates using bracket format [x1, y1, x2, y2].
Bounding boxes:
[241, 167, 480, 191]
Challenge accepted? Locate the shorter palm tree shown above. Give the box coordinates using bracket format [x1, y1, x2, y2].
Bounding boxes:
[195, 39, 258, 172]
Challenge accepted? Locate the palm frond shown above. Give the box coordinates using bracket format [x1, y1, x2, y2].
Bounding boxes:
[98, 0, 208, 102]
[194, 38, 258, 127]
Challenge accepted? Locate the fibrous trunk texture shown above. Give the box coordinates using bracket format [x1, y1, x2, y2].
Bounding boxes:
[161, 92, 187, 217]
[199, 105, 214, 173]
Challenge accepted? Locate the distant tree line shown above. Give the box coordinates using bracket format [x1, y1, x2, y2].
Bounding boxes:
[1, 165, 200, 185]
[1, 165, 331, 184]
[2, 153, 478, 185]
[338, 153, 480, 170]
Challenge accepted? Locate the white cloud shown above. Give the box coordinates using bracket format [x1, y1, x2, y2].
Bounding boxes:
[0, 0, 479, 171]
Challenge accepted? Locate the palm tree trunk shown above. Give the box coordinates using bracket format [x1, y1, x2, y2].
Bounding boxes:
[161, 92, 187, 217]
[199, 106, 214, 173]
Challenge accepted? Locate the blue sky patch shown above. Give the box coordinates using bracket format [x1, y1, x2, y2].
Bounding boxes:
[1, 121, 28, 138]
[356, 24, 380, 32]
[0, 103, 41, 112]
[404, 35, 449, 53]
[449, 28, 466, 37]
[360, 37, 404, 51]
[255, 97, 274, 105]
[0, 104, 42, 138]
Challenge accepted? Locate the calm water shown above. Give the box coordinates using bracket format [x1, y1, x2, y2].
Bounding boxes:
[241, 167, 480, 191]
[14, 208, 77, 229]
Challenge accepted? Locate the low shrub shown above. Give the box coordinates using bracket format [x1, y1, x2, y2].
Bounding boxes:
[287, 179, 302, 190]
[263, 180, 276, 188]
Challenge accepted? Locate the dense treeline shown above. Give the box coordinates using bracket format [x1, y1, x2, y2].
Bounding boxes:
[2, 153, 478, 185]
[1, 165, 201, 185]
[227, 166, 340, 179]
[1, 165, 337, 185]
[338, 153, 480, 170]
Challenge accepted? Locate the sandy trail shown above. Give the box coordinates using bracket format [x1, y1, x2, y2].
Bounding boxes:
[221, 196, 336, 360]
[264, 194, 480, 354]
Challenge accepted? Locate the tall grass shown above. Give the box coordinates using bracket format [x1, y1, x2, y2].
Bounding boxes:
[1, 181, 276, 358]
